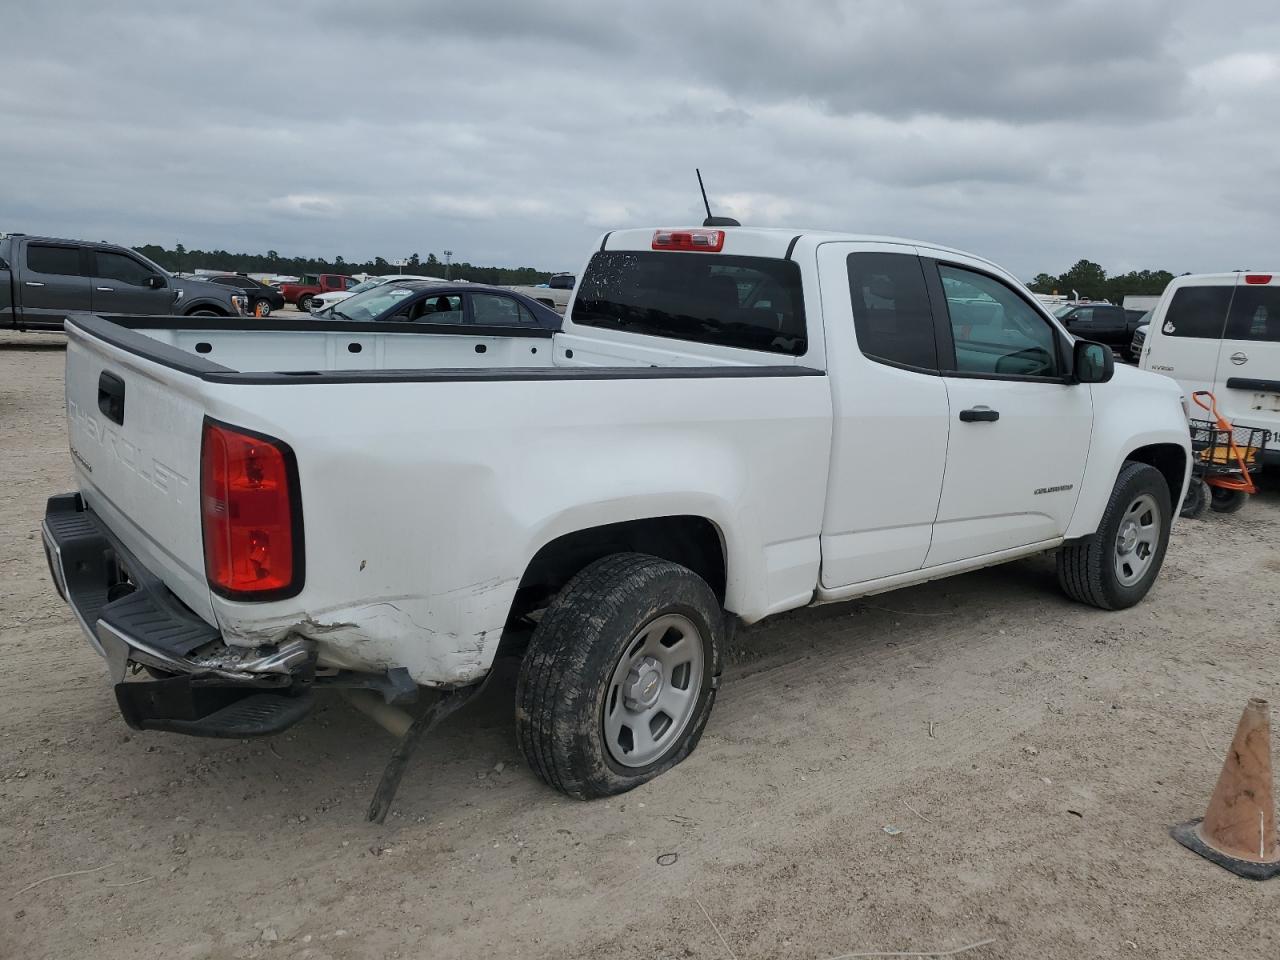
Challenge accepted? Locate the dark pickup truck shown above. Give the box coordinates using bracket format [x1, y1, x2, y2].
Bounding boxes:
[2, 233, 247, 332]
[1051, 302, 1144, 350]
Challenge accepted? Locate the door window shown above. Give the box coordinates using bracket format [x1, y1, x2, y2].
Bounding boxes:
[937, 265, 1061, 377]
[1161, 286, 1232, 339]
[27, 244, 83, 277]
[1068, 307, 1094, 323]
[410, 293, 463, 323]
[1223, 285, 1280, 342]
[96, 251, 159, 286]
[846, 253, 938, 371]
[470, 293, 534, 325]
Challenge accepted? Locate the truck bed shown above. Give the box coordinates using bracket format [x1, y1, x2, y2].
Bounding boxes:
[61, 312, 831, 685]
[70, 313, 810, 379]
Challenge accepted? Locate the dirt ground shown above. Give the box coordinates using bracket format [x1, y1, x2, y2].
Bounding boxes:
[2, 330, 1278, 960]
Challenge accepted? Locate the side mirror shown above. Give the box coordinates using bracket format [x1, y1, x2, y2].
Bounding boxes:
[144, 275, 165, 289]
[1073, 339, 1114, 384]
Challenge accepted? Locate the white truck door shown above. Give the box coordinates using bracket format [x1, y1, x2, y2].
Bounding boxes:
[923, 257, 1094, 567]
[1212, 274, 1280, 458]
[1141, 276, 1236, 398]
[815, 242, 950, 586]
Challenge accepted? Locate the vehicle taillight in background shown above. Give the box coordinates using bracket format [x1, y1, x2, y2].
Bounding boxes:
[651, 228, 725, 252]
[201, 419, 303, 600]
[1245, 274, 1273, 285]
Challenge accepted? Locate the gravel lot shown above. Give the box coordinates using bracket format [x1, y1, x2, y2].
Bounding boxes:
[3, 330, 1278, 960]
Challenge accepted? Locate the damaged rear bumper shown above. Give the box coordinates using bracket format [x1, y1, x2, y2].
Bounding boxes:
[42, 492, 319, 737]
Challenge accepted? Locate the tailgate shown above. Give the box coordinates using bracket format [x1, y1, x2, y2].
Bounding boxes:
[64, 321, 216, 623]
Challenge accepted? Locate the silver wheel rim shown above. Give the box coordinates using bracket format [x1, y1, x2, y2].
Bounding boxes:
[602, 613, 705, 768]
[259, 301, 271, 316]
[1113, 493, 1160, 586]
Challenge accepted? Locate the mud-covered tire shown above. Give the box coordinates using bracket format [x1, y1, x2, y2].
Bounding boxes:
[1180, 478, 1210, 519]
[1057, 461, 1172, 610]
[1209, 487, 1248, 514]
[515, 553, 723, 800]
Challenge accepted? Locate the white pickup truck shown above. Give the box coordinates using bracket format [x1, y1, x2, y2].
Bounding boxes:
[45, 225, 1191, 804]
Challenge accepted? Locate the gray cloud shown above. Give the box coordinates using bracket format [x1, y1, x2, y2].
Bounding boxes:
[2, 0, 1279, 279]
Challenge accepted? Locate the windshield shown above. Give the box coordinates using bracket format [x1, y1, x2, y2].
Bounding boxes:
[324, 283, 418, 321]
[342, 277, 392, 296]
[1052, 304, 1075, 318]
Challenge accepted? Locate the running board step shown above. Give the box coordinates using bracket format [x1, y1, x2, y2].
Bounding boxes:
[115, 677, 314, 738]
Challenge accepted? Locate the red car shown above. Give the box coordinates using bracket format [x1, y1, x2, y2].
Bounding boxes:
[276, 273, 356, 311]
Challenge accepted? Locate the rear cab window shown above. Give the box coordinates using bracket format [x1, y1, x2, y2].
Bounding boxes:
[571, 251, 807, 356]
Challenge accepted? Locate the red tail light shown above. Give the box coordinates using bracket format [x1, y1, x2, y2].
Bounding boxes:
[1245, 274, 1273, 284]
[652, 228, 725, 252]
[201, 419, 303, 600]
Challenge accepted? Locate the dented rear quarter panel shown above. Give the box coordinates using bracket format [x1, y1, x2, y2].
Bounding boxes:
[203, 372, 832, 686]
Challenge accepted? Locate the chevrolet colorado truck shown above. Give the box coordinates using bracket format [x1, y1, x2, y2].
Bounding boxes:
[44, 226, 1191, 802]
[2, 234, 248, 331]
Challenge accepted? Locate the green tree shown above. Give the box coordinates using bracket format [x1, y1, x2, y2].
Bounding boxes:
[1058, 259, 1107, 299]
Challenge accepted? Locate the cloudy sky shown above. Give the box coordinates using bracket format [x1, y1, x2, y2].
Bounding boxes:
[3, 0, 1278, 279]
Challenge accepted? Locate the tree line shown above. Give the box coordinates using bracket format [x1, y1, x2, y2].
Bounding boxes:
[1028, 259, 1180, 302]
[132, 244, 554, 286]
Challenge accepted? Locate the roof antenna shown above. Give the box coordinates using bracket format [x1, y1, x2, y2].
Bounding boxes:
[696, 168, 740, 228]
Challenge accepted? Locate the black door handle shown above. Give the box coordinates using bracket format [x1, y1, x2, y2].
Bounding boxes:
[959, 407, 999, 423]
[98, 371, 125, 425]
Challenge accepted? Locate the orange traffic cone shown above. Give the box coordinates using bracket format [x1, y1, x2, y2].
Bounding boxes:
[1172, 697, 1280, 879]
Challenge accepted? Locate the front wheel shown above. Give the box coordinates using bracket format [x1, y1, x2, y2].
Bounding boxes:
[515, 553, 723, 799]
[1057, 461, 1172, 610]
[1209, 486, 1248, 514]
[254, 299, 272, 317]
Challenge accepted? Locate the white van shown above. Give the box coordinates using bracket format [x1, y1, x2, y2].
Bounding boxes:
[1139, 272, 1280, 469]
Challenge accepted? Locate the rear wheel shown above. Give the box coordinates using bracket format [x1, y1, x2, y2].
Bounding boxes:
[1180, 478, 1210, 519]
[515, 553, 722, 799]
[1209, 486, 1248, 514]
[1057, 462, 1172, 610]
[297, 295, 314, 312]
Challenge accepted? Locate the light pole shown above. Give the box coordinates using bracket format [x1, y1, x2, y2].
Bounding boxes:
[443, 249, 453, 280]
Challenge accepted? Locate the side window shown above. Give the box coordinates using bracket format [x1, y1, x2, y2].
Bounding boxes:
[1223, 285, 1280, 343]
[846, 253, 938, 370]
[937, 264, 1061, 378]
[471, 293, 528, 325]
[95, 251, 158, 286]
[1161, 286, 1232, 339]
[1069, 307, 1094, 323]
[27, 244, 83, 277]
[411, 293, 463, 323]
[344, 277, 357, 289]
